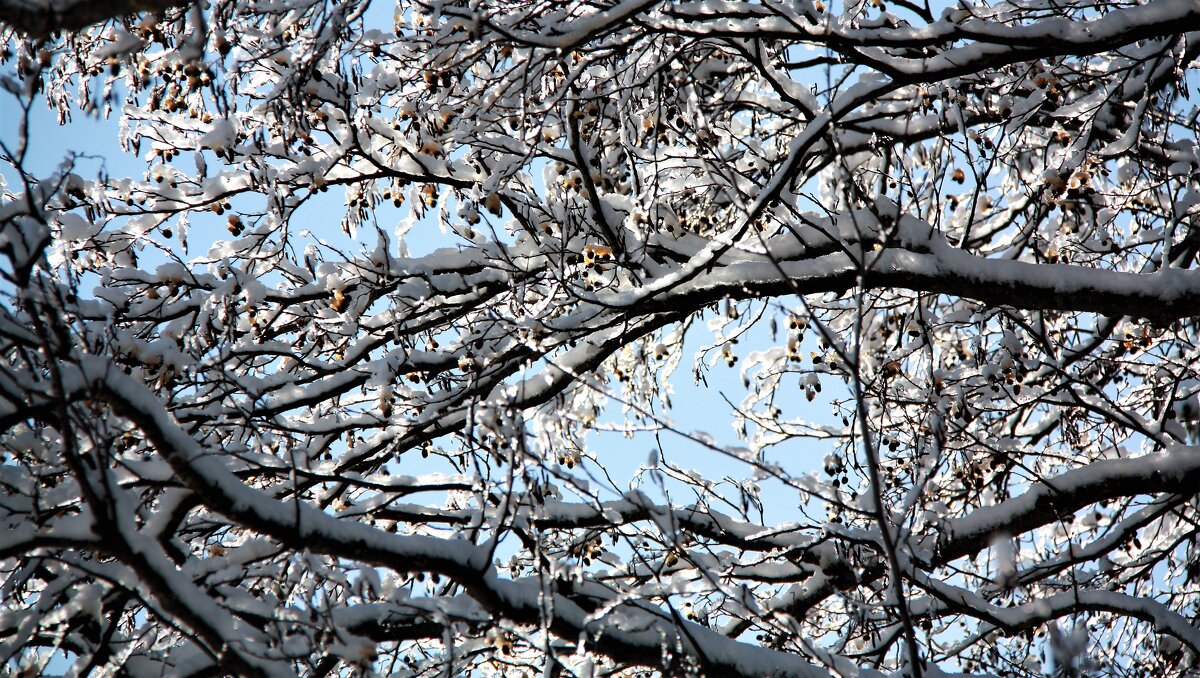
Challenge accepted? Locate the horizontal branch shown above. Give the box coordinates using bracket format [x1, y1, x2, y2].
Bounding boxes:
[662, 0, 1200, 81]
[0, 0, 191, 38]
[635, 225, 1200, 322]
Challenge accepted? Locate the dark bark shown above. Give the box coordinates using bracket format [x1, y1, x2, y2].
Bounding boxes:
[0, 0, 191, 39]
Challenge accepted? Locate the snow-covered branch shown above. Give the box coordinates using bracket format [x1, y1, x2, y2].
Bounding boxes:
[5, 0, 1200, 674]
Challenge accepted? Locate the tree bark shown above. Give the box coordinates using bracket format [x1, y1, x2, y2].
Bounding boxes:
[0, 0, 191, 38]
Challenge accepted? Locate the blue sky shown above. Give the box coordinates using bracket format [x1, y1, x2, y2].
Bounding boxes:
[3, 86, 844, 678]
[1, 73, 839, 524]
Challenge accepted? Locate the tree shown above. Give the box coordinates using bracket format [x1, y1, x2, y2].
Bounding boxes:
[2, 0, 1200, 674]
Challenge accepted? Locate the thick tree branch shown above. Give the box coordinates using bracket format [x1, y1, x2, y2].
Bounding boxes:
[0, 0, 192, 38]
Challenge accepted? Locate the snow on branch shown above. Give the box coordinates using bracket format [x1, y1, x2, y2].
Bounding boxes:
[5, 0, 1200, 674]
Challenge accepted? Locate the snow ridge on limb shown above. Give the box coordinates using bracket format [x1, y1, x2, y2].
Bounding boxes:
[616, 211, 1200, 322]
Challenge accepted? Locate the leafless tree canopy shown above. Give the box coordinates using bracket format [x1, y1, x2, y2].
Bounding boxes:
[2, 0, 1200, 675]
